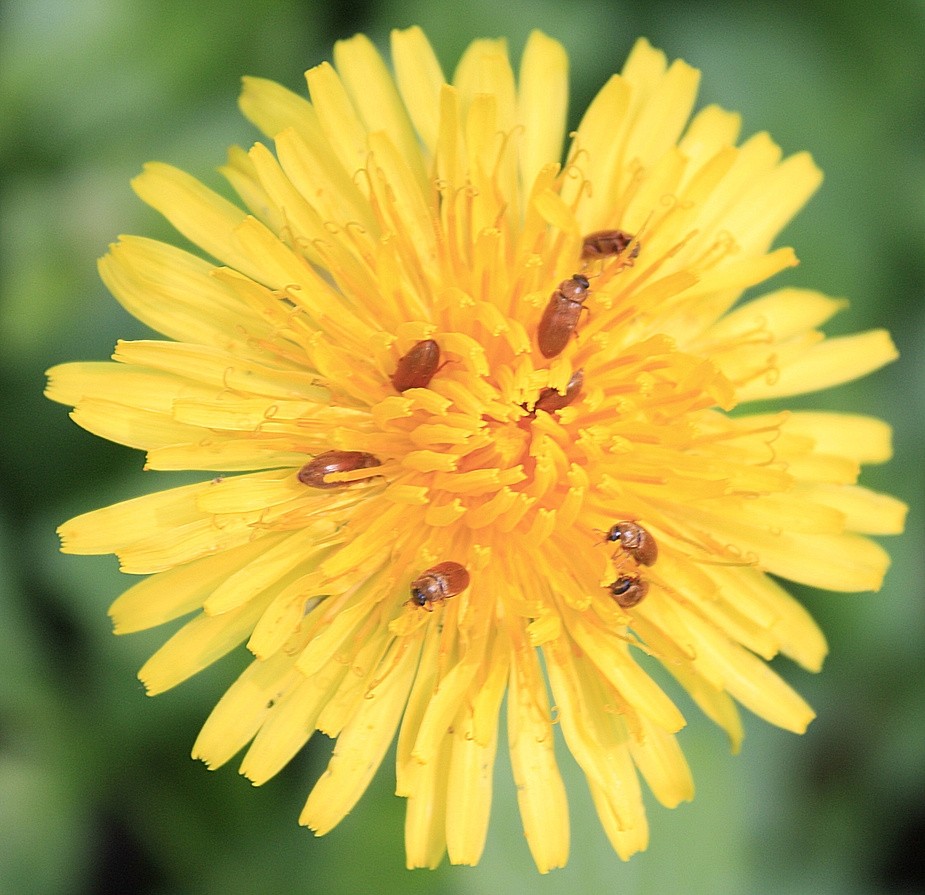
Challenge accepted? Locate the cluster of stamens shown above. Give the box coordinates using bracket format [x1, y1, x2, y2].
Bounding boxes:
[296, 229, 652, 610]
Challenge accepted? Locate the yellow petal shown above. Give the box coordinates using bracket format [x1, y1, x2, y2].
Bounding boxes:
[68, 399, 201, 452]
[59, 480, 210, 555]
[568, 616, 686, 733]
[517, 31, 568, 193]
[109, 536, 281, 633]
[144, 440, 307, 473]
[738, 329, 899, 401]
[683, 246, 798, 305]
[220, 144, 283, 233]
[444, 696, 501, 866]
[701, 288, 847, 346]
[453, 38, 516, 132]
[304, 62, 369, 183]
[334, 33, 427, 189]
[395, 624, 442, 797]
[624, 55, 700, 170]
[238, 75, 322, 144]
[722, 149, 823, 256]
[314, 626, 394, 738]
[411, 650, 485, 763]
[634, 608, 746, 748]
[679, 104, 742, 161]
[245, 141, 338, 267]
[192, 650, 301, 769]
[507, 648, 569, 873]
[589, 779, 649, 861]
[300, 635, 422, 835]
[194, 469, 304, 514]
[694, 511, 892, 592]
[240, 660, 347, 785]
[390, 26, 445, 155]
[754, 411, 894, 465]
[671, 603, 816, 732]
[98, 236, 272, 349]
[203, 527, 325, 616]
[275, 126, 378, 235]
[112, 339, 326, 401]
[46, 362, 209, 414]
[404, 723, 452, 870]
[131, 163, 262, 279]
[115, 515, 266, 575]
[545, 637, 648, 833]
[563, 74, 632, 225]
[722, 568, 828, 673]
[800, 483, 907, 535]
[139, 591, 273, 696]
[367, 130, 435, 259]
[294, 596, 373, 677]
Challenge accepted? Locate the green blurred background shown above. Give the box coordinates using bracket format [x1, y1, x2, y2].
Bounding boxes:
[2, 1, 923, 892]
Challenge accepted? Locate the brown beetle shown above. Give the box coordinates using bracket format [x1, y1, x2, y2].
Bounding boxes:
[534, 368, 585, 414]
[409, 561, 470, 610]
[298, 450, 381, 489]
[608, 573, 649, 608]
[537, 274, 591, 358]
[604, 521, 658, 566]
[390, 339, 441, 392]
[581, 229, 640, 261]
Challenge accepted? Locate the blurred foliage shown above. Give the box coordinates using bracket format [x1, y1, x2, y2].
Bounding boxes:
[1, 0, 923, 893]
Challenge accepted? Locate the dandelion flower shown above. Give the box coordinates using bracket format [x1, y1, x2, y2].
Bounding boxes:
[47, 29, 906, 871]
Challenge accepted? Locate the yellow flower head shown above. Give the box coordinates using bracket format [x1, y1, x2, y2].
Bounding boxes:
[47, 29, 906, 871]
